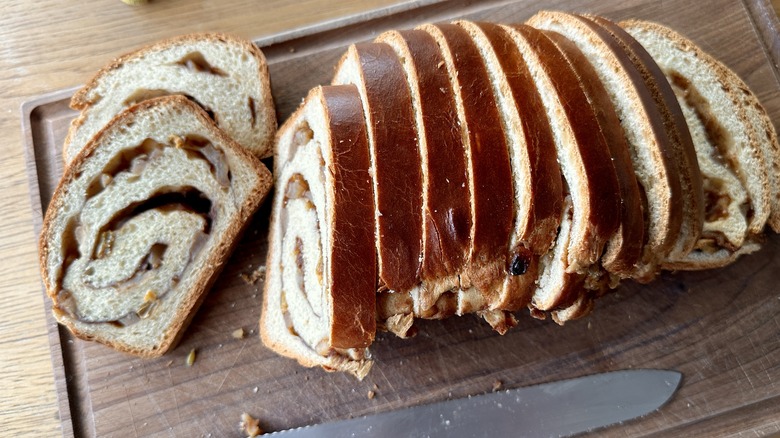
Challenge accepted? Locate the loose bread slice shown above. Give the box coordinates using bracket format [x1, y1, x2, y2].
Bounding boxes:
[501, 23, 621, 313]
[39, 96, 271, 357]
[622, 19, 775, 269]
[332, 43, 424, 294]
[527, 11, 684, 282]
[260, 85, 376, 379]
[64, 33, 276, 162]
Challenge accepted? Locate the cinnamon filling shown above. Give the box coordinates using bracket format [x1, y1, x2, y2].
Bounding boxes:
[669, 71, 737, 175]
[174, 52, 228, 77]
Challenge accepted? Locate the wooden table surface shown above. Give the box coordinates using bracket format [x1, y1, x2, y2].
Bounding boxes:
[2, 1, 779, 436]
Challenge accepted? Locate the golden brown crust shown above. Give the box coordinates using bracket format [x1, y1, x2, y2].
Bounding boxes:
[67, 32, 276, 159]
[320, 85, 377, 349]
[337, 43, 423, 293]
[40, 95, 272, 357]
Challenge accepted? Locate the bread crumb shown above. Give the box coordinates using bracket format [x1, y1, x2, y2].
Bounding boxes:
[241, 265, 266, 285]
[492, 379, 503, 392]
[367, 390, 376, 400]
[233, 328, 246, 339]
[240, 412, 263, 437]
[186, 349, 197, 367]
[372, 383, 379, 390]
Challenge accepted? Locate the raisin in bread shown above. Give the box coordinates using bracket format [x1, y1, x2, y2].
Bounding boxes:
[259, 85, 376, 380]
[64, 33, 276, 163]
[39, 96, 271, 357]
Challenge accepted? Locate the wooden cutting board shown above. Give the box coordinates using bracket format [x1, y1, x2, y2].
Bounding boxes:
[21, 0, 780, 436]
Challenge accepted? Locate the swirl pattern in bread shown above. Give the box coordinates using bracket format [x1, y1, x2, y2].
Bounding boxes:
[40, 96, 271, 357]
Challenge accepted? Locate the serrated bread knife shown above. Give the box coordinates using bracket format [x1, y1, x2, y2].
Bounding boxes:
[270, 369, 681, 437]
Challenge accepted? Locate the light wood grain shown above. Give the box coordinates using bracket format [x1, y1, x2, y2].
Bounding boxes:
[0, 1, 400, 436]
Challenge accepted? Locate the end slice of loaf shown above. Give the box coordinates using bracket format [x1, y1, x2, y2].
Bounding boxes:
[622, 19, 776, 269]
[39, 96, 272, 357]
[64, 33, 276, 162]
[260, 85, 377, 379]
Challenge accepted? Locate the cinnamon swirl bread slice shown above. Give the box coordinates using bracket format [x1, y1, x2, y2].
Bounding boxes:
[260, 85, 376, 379]
[64, 33, 276, 162]
[527, 11, 685, 282]
[39, 96, 271, 357]
[621, 19, 776, 269]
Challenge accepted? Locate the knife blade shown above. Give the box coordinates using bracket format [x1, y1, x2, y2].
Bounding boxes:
[270, 369, 681, 438]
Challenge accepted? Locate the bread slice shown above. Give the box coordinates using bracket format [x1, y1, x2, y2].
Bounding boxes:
[621, 19, 775, 269]
[453, 21, 563, 313]
[417, 23, 516, 313]
[541, 28, 645, 279]
[39, 96, 272, 357]
[585, 15, 704, 263]
[500, 23, 621, 314]
[332, 43, 424, 294]
[373, 29, 471, 311]
[64, 33, 276, 162]
[527, 11, 684, 282]
[260, 85, 376, 379]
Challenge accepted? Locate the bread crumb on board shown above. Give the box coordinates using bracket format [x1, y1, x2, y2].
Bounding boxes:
[492, 379, 503, 392]
[240, 265, 266, 285]
[367, 390, 376, 400]
[240, 412, 263, 437]
[232, 328, 246, 339]
[186, 349, 197, 367]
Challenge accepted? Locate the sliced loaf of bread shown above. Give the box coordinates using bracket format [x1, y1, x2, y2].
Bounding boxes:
[64, 33, 276, 162]
[260, 85, 376, 379]
[39, 96, 272, 357]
